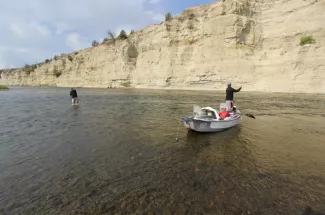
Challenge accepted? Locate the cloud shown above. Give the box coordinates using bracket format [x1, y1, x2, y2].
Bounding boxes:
[9, 22, 51, 38]
[0, 46, 29, 68]
[9, 24, 24, 37]
[66, 33, 89, 51]
[54, 22, 71, 35]
[0, 0, 165, 69]
[145, 11, 165, 22]
[148, 0, 161, 4]
[29, 22, 51, 36]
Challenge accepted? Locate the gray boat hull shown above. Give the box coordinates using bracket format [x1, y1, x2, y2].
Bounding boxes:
[181, 115, 241, 133]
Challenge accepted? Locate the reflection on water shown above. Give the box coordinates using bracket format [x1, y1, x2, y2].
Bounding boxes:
[0, 87, 325, 215]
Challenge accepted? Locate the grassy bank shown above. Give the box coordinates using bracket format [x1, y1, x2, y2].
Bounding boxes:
[0, 85, 9, 90]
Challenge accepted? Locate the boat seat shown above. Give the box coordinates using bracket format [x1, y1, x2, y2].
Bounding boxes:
[220, 103, 227, 111]
[193, 105, 202, 118]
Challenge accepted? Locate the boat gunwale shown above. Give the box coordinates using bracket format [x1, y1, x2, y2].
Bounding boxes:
[183, 115, 241, 123]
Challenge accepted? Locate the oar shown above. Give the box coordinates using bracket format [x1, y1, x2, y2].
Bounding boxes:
[241, 113, 256, 119]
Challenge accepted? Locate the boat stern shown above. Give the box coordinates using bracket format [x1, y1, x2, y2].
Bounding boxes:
[181, 116, 193, 129]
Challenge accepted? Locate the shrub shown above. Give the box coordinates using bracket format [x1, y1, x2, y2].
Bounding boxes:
[165, 12, 173, 21]
[189, 13, 195, 20]
[189, 39, 198, 45]
[130, 30, 135, 34]
[54, 55, 58, 60]
[53, 66, 62, 78]
[127, 44, 139, 58]
[121, 81, 131, 87]
[165, 24, 171, 31]
[92, 40, 99, 47]
[68, 55, 73, 61]
[45, 59, 50, 63]
[107, 31, 116, 42]
[300, 36, 316, 46]
[118, 30, 128, 40]
[54, 71, 62, 78]
[177, 16, 186, 22]
[23, 64, 35, 75]
[188, 23, 194, 30]
[0, 85, 9, 90]
[103, 38, 114, 46]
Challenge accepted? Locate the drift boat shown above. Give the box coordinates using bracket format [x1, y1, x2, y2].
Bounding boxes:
[181, 104, 242, 133]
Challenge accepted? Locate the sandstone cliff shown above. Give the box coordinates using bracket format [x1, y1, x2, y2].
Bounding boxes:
[1, 0, 324, 93]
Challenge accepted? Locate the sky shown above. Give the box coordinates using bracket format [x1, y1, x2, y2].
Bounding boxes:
[0, 0, 215, 69]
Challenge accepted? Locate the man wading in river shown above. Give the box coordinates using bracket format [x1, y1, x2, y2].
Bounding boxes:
[70, 88, 79, 105]
[226, 82, 241, 111]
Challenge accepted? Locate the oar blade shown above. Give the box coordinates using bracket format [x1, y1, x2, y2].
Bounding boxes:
[245, 114, 256, 119]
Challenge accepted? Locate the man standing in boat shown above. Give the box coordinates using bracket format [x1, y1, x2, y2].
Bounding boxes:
[226, 82, 241, 111]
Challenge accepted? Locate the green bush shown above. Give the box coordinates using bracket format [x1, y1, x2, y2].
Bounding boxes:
[92, 40, 99, 47]
[45, 59, 50, 63]
[189, 13, 195, 20]
[68, 55, 73, 61]
[0, 85, 9, 90]
[54, 55, 58, 60]
[23, 64, 35, 75]
[188, 23, 194, 30]
[130, 30, 135, 34]
[300, 36, 316, 46]
[54, 72, 62, 78]
[165, 12, 173, 21]
[118, 30, 128, 40]
[53, 66, 62, 78]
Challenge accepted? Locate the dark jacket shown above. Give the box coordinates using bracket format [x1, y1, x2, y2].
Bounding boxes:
[226, 86, 241, 100]
[70, 89, 78, 98]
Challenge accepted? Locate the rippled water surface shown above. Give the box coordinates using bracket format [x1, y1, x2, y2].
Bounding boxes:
[0, 87, 325, 215]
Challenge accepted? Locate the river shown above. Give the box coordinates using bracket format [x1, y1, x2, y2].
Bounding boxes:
[0, 87, 325, 215]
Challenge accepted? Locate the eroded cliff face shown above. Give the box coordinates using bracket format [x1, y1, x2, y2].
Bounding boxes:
[1, 0, 324, 93]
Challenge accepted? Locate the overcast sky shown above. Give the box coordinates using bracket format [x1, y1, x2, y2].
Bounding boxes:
[0, 0, 214, 69]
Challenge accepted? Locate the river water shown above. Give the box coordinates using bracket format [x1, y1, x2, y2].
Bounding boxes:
[0, 87, 325, 215]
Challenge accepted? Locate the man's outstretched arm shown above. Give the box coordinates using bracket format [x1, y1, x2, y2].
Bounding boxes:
[234, 86, 242, 92]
